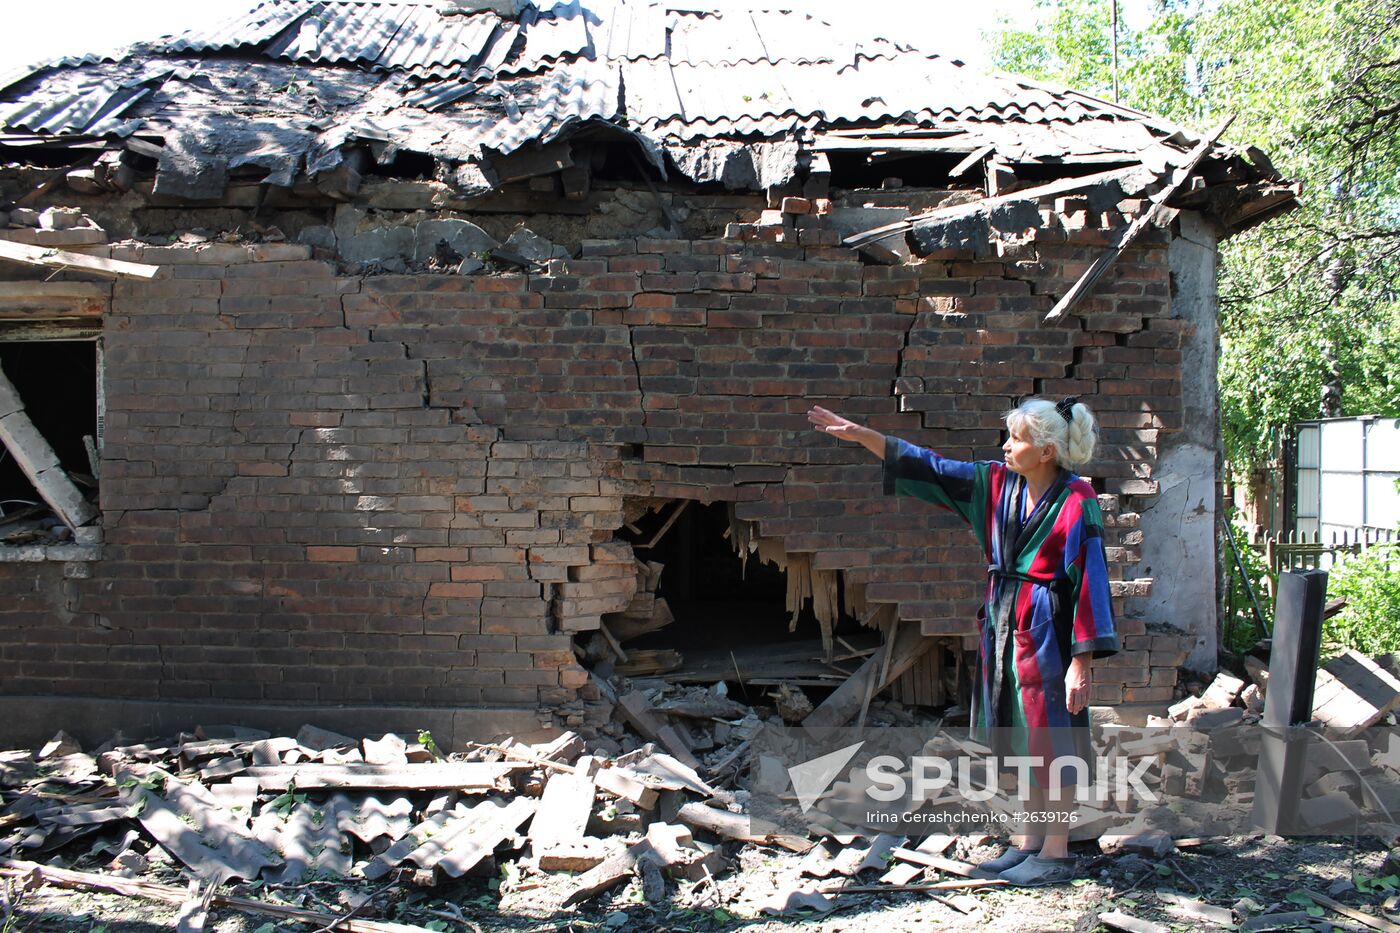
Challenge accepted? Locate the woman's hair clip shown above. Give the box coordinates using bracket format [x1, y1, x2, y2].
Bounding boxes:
[1055, 396, 1079, 424]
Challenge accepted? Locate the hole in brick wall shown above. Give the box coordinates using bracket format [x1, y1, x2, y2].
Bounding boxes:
[372, 150, 436, 181]
[0, 339, 98, 542]
[591, 142, 659, 184]
[826, 150, 973, 189]
[581, 499, 878, 706]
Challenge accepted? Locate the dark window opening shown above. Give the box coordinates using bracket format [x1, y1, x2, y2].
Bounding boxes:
[825, 149, 976, 190]
[0, 340, 98, 541]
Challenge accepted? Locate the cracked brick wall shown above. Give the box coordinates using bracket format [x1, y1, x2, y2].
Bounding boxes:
[0, 191, 1201, 712]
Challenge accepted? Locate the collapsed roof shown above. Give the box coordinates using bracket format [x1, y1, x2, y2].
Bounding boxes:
[0, 0, 1295, 232]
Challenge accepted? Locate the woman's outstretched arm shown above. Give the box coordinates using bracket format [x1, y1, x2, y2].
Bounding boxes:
[807, 405, 885, 458]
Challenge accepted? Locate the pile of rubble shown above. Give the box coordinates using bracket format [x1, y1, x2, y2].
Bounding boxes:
[0, 704, 844, 931]
[5, 645, 1400, 929]
[1066, 646, 1400, 860]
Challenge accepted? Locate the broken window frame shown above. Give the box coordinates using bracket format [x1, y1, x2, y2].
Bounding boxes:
[0, 318, 103, 561]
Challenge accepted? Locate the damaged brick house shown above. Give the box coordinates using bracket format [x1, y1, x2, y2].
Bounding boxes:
[0, 0, 1297, 745]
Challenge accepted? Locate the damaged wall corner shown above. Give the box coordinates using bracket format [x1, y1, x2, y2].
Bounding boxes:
[1140, 210, 1221, 672]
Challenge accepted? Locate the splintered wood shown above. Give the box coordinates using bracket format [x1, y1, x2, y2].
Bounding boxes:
[725, 509, 872, 661]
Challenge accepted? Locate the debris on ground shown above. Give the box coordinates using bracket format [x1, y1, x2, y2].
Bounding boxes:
[5, 642, 1400, 929]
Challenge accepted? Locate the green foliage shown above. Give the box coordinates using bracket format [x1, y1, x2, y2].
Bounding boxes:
[416, 729, 444, 761]
[993, 0, 1400, 475]
[1322, 543, 1400, 658]
[1222, 521, 1275, 652]
[266, 779, 306, 817]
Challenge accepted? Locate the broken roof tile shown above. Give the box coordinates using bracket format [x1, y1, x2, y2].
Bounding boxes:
[0, 0, 1287, 205]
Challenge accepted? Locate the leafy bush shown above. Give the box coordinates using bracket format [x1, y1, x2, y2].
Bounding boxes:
[1322, 543, 1400, 659]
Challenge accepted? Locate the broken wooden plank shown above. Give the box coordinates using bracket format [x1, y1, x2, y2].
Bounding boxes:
[1157, 891, 1234, 926]
[1043, 117, 1234, 324]
[0, 859, 437, 933]
[639, 499, 690, 550]
[676, 801, 811, 853]
[0, 238, 160, 281]
[243, 761, 516, 791]
[805, 620, 933, 730]
[560, 839, 656, 907]
[484, 139, 574, 185]
[1238, 911, 1311, 932]
[615, 692, 700, 769]
[1099, 911, 1170, 933]
[949, 144, 996, 179]
[824, 878, 1006, 893]
[616, 648, 683, 676]
[858, 613, 898, 731]
[844, 164, 1148, 247]
[1304, 890, 1400, 933]
[887, 848, 983, 878]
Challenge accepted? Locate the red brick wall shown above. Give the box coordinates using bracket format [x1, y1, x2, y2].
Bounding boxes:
[0, 196, 1195, 710]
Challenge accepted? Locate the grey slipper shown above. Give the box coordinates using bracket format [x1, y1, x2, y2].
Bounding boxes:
[998, 854, 1079, 886]
[975, 845, 1033, 875]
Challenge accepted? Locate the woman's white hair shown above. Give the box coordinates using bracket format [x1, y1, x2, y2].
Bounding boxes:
[1004, 397, 1098, 469]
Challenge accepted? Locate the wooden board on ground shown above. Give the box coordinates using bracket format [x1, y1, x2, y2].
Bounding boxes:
[659, 639, 874, 685]
[615, 692, 700, 769]
[1099, 911, 1170, 933]
[243, 761, 516, 791]
[805, 622, 935, 730]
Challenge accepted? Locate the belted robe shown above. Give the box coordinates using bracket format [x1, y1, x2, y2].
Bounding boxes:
[883, 437, 1119, 748]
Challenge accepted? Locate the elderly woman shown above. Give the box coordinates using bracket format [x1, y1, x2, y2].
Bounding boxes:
[808, 397, 1119, 886]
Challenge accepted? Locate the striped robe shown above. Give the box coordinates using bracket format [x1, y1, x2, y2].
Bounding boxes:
[883, 437, 1119, 759]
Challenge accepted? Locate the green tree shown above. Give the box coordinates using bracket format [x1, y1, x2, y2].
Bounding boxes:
[992, 0, 1400, 475]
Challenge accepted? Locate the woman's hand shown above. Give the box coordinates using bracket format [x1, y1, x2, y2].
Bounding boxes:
[808, 406, 886, 458]
[807, 406, 861, 438]
[812, 403, 884, 456]
[1065, 655, 1091, 715]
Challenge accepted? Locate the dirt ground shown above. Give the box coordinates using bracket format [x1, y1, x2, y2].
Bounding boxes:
[6, 833, 1394, 933]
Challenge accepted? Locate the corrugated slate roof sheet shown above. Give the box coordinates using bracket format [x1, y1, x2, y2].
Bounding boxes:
[0, 0, 1224, 194]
